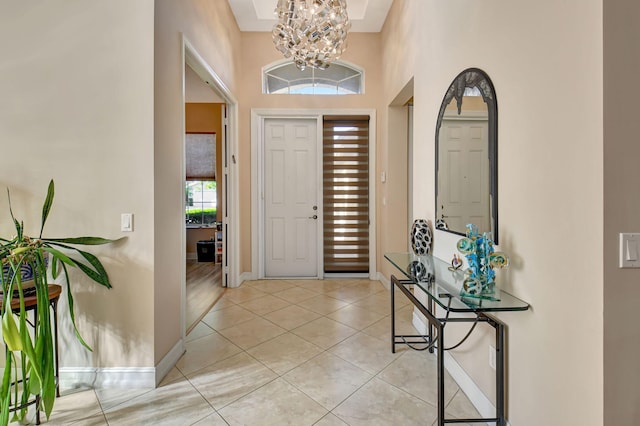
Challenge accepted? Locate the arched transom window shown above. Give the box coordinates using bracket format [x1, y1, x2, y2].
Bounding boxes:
[263, 60, 364, 95]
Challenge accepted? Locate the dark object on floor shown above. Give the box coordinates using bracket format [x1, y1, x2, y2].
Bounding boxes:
[197, 240, 216, 262]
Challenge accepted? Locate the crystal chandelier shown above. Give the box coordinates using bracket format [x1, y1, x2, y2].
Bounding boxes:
[272, 0, 351, 71]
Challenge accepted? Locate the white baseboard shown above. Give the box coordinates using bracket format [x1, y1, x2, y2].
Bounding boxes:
[411, 312, 497, 424]
[59, 367, 156, 389]
[59, 339, 185, 389]
[186, 253, 197, 261]
[155, 338, 186, 386]
[238, 271, 252, 287]
[377, 272, 390, 289]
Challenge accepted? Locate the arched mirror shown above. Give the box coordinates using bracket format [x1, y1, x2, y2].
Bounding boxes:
[435, 68, 498, 242]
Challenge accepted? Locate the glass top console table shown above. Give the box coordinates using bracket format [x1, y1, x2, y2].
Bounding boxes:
[385, 252, 529, 426]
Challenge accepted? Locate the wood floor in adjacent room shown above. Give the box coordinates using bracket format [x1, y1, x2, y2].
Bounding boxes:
[186, 259, 224, 333]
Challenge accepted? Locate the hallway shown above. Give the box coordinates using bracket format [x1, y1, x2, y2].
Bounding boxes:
[44, 279, 480, 425]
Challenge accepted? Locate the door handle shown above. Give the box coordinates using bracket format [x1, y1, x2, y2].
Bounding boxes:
[309, 215, 318, 220]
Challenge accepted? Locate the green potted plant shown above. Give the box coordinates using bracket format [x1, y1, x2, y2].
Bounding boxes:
[0, 180, 122, 425]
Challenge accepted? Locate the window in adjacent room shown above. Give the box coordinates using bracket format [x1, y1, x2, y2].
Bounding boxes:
[263, 60, 364, 95]
[185, 132, 216, 227]
[185, 180, 217, 226]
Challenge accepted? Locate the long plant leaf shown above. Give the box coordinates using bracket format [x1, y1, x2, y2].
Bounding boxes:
[42, 246, 75, 267]
[19, 356, 30, 422]
[70, 255, 112, 288]
[43, 242, 113, 288]
[0, 352, 13, 426]
[60, 263, 92, 351]
[46, 242, 112, 288]
[76, 249, 111, 286]
[40, 179, 55, 238]
[40, 318, 56, 419]
[1, 263, 22, 352]
[51, 254, 59, 278]
[44, 236, 123, 245]
[6, 189, 23, 241]
[17, 318, 43, 399]
[1, 311, 21, 351]
[34, 248, 57, 418]
[28, 367, 41, 396]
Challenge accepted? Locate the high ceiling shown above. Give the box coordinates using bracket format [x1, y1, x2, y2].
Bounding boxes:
[227, 0, 394, 32]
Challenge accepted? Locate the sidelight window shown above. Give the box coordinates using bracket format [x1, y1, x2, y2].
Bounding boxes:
[323, 116, 370, 273]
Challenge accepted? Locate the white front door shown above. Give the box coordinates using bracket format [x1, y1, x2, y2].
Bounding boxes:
[264, 118, 319, 277]
[437, 118, 490, 233]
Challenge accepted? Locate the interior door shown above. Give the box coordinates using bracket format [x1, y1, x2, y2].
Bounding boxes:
[220, 103, 228, 287]
[264, 118, 319, 277]
[437, 118, 490, 233]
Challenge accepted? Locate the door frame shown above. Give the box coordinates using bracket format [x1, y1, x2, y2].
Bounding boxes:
[182, 37, 240, 301]
[251, 108, 377, 280]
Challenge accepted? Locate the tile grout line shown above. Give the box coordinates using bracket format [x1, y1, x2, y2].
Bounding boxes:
[89, 279, 449, 425]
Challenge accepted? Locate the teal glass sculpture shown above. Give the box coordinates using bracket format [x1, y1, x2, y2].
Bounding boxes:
[456, 224, 509, 299]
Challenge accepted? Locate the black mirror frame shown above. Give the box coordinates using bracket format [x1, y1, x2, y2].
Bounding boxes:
[434, 68, 498, 243]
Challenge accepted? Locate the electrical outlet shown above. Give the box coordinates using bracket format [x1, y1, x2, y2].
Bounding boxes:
[489, 345, 496, 370]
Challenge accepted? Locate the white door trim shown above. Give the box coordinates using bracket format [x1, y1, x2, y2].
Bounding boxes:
[181, 36, 241, 345]
[251, 108, 377, 280]
[255, 114, 323, 279]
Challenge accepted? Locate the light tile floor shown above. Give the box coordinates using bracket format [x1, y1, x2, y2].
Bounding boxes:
[38, 279, 483, 425]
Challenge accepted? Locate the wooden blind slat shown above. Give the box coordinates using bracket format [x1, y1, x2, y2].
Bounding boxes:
[323, 115, 370, 122]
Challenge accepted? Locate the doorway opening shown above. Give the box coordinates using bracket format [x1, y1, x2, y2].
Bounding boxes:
[387, 79, 414, 253]
[183, 38, 238, 336]
[184, 79, 225, 332]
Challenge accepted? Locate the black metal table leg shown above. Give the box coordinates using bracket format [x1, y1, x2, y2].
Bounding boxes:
[391, 277, 396, 354]
[428, 293, 434, 354]
[436, 318, 445, 426]
[390, 275, 511, 425]
[496, 319, 505, 426]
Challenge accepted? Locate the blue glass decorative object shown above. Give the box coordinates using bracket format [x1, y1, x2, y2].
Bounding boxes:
[457, 224, 509, 299]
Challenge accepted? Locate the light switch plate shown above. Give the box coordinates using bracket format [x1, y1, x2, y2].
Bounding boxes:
[121, 213, 133, 232]
[619, 233, 640, 268]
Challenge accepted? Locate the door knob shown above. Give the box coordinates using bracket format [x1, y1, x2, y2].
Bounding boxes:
[309, 215, 318, 220]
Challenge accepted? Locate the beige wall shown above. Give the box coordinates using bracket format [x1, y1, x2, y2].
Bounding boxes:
[0, 0, 241, 372]
[154, 0, 241, 363]
[0, 1, 156, 367]
[380, 1, 603, 425]
[603, 0, 640, 423]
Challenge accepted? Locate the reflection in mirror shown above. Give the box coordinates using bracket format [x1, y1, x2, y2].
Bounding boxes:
[435, 68, 498, 243]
